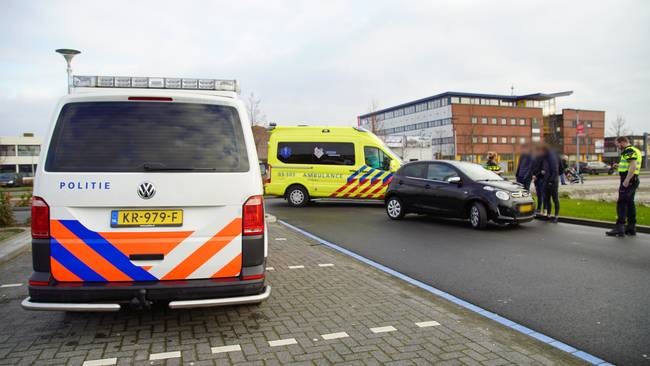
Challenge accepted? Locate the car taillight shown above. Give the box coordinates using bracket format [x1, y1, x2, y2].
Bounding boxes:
[31, 196, 50, 239]
[243, 195, 264, 236]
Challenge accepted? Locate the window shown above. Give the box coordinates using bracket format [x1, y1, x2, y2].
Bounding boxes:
[491, 137, 497, 144]
[520, 137, 526, 144]
[501, 118, 507, 125]
[460, 97, 470, 104]
[586, 121, 592, 128]
[481, 137, 488, 143]
[278, 142, 355, 166]
[481, 117, 488, 124]
[472, 137, 478, 143]
[510, 137, 517, 144]
[394, 109, 404, 117]
[0, 165, 15, 173]
[518, 118, 526, 126]
[364, 146, 391, 170]
[426, 163, 459, 182]
[490, 118, 497, 125]
[402, 163, 426, 178]
[0, 145, 16, 156]
[500, 137, 507, 144]
[17, 145, 40, 157]
[510, 118, 516, 125]
[450, 97, 460, 104]
[404, 105, 415, 114]
[416, 103, 427, 112]
[46, 102, 249, 172]
[18, 164, 36, 177]
[471, 117, 477, 124]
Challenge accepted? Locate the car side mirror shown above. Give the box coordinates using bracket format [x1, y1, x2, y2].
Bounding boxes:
[447, 176, 461, 184]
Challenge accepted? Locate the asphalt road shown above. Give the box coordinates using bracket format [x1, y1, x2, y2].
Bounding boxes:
[267, 198, 650, 366]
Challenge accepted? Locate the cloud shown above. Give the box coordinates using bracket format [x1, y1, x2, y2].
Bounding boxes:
[1, 0, 649, 136]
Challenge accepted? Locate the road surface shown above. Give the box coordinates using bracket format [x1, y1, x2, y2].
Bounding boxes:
[267, 198, 650, 365]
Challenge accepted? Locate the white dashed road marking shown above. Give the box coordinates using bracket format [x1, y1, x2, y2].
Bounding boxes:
[0, 283, 22, 288]
[266, 267, 275, 271]
[370, 326, 397, 333]
[275, 237, 287, 241]
[269, 338, 297, 347]
[149, 351, 181, 360]
[416, 321, 440, 328]
[211, 345, 241, 354]
[318, 263, 334, 267]
[82, 358, 117, 366]
[288, 265, 304, 269]
[321, 332, 349, 340]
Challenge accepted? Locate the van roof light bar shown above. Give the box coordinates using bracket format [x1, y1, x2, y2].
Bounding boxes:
[72, 75, 240, 93]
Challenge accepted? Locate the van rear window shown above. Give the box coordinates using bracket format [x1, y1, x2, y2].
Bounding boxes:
[277, 142, 355, 165]
[45, 102, 249, 172]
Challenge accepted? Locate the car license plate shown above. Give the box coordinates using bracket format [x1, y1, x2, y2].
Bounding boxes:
[518, 204, 534, 214]
[110, 209, 183, 227]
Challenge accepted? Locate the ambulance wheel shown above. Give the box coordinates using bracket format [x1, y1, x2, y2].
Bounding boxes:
[386, 196, 405, 220]
[469, 202, 488, 230]
[286, 185, 309, 207]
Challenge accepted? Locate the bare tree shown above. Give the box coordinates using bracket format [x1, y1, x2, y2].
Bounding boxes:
[367, 98, 383, 135]
[608, 115, 630, 137]
[246, 92, 266, 126]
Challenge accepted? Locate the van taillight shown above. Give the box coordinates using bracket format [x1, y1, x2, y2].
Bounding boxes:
[243, 195, 264, 236]
[31, 196, 50, 239]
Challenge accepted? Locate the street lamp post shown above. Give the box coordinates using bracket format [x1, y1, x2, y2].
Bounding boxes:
[55, 49, 81, 94]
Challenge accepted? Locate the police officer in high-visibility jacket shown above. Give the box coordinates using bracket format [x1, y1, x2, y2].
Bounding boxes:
[606, 136, 642, 237]
[484, 151, 502, 175]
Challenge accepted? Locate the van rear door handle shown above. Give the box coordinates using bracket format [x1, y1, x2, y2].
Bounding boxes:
[425, 184, 431, 189]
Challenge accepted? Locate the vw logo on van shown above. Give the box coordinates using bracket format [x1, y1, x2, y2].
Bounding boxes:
[137, 182, 156, 200]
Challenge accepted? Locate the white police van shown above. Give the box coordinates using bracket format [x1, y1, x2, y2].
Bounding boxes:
[22, 75, 270, 311]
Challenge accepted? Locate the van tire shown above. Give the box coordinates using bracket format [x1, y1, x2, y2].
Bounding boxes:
[469, 202, 488, 230]
[286, 185, 309, 207]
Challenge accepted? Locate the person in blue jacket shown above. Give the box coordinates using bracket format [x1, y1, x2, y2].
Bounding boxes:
[515, 143, 534, 190]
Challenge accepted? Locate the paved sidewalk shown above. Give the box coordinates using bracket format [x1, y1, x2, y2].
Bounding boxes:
[0, 222, 585, 365]
[0, 228, 29, 264]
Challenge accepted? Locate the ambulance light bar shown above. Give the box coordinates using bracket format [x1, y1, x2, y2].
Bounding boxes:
[72, 75, 239, 92]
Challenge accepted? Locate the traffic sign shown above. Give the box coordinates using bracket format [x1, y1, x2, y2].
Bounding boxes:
[576, 123, 585, 136]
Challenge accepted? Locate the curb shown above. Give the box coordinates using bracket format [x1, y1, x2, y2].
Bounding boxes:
[0, 230, 30, 264]
[278, 219, 611, 365]
[558, 216, 650, 234]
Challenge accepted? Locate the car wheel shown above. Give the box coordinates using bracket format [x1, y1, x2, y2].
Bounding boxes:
[286, 185, 309, 207]
[469, 202, 488, 230]
[386, 196, 405, 220]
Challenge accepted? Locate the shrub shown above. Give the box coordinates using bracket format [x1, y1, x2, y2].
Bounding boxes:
[0, 192, 15, 227]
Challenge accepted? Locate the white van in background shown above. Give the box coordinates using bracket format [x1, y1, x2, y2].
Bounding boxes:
[23, 76, 270, 311]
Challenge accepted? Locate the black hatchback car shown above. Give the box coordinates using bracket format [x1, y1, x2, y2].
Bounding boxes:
[384, 160, 535, 229]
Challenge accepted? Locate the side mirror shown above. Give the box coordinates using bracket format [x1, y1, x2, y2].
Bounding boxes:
[389, 159, 400, 172]
[447, 176, 461, 184]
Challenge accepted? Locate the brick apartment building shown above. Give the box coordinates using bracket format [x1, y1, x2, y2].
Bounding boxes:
[544, 109, 606, 162]
[358, 91, 605, 171]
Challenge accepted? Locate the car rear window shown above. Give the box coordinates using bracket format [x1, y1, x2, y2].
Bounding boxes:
[45, 102, 249, 172]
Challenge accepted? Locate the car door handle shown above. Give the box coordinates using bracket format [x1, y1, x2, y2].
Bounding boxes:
[424, 184, 431, 189]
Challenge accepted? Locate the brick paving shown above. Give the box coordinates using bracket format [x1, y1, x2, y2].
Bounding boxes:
[0, 221, 586, 365]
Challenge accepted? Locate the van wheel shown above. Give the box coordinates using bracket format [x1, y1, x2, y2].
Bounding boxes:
[469, 202, 488, 229]
[286, 186, 309, 207]
[386, 196, 405, 220]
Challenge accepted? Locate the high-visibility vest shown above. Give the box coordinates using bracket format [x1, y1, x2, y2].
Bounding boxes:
[485, 160, 501, 172]
[618, 145, 641, 175]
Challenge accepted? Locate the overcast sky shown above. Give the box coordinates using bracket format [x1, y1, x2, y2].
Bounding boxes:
[1, 0, 649, 136]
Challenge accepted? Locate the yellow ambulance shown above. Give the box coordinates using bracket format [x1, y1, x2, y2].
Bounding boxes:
[264, 125, 402, 206]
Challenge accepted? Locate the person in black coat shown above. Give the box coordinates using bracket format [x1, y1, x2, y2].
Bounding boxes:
[515, 143, 534, 190]
[541, 145, 560, 222]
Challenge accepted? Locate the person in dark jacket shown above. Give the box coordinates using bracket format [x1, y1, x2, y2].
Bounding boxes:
[531, 145, 545, 215]
[559, 155, 569, 185]
[541, 145, 560, 222]
[515, 143, 534, 190]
